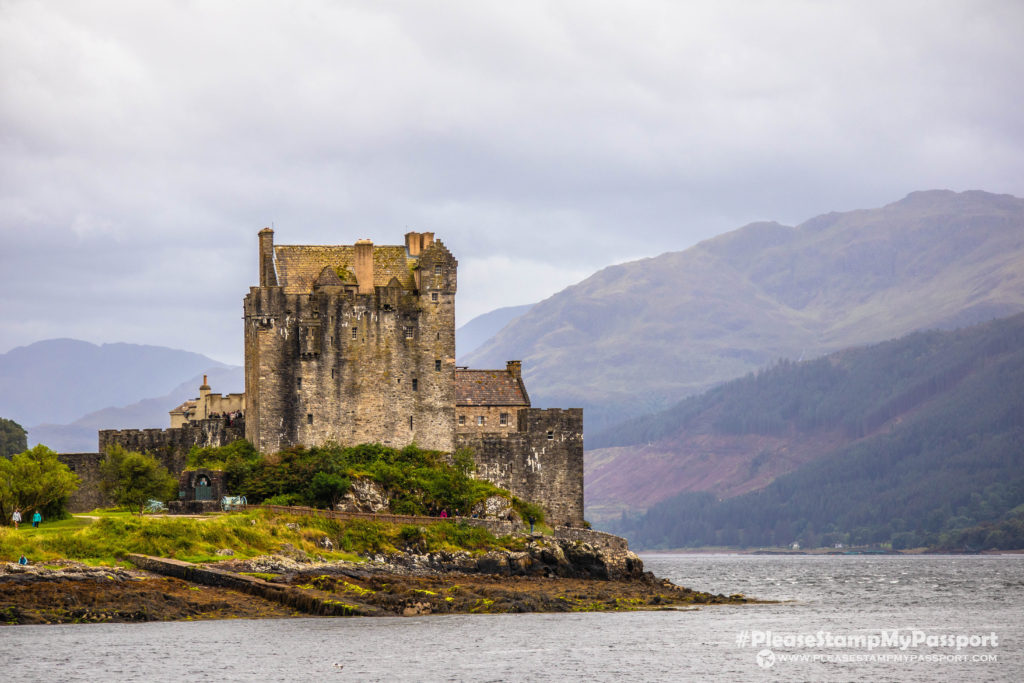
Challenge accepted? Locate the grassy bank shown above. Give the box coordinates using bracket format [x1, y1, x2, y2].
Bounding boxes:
[0, 509, 522, 566]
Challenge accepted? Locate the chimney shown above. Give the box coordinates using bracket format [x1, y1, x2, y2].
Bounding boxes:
[355, 239, 375, 294]
[405, 231, 421, 256]
[506, 360, 522, 379]
[420, 232, 434, 251]
[258, 228, 277, 287]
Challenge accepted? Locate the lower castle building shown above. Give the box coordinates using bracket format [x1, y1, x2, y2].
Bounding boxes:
[86, 230, 583, 526]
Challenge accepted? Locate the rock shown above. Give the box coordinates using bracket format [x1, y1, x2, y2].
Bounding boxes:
[215, 548, 235, 556]
[279, 543, 311, 563]
[285, 523, 300, 531]
[336, 478, 389, 513]
[470, 495, 517, 521]
[318, 536, 334, 550]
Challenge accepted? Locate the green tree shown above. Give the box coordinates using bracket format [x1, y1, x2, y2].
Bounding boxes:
[100, 446, 177, 516]
[309, 471, 351, 509]
[0, 418, 28, 458]
[0, 444, 79, 524]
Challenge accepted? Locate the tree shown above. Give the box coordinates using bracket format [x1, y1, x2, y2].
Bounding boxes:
[0, 418, 28, 458]
[99, 446, 177, 516]
[309, 471, 351, 509]
[0, 444, 79, 524]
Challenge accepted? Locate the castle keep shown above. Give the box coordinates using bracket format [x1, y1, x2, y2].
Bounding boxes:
[96, 230, 584, 526]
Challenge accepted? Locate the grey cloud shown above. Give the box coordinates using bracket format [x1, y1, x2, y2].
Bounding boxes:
[1, 0, 1023, 364]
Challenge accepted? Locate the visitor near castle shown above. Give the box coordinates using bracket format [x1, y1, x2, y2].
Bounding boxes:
[32, 511, 41, 528]
[11, 508, 21, 529]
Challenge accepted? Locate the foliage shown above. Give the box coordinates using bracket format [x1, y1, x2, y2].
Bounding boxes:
[187, 439, 260, 491]
[99, 446, 177, 516]
[606, 315, 1024, 550]
[0, 445, 79, 525]
[0, 418, 28, 458]
[204, 441, 529, 518]
[512, 498, 545, 526]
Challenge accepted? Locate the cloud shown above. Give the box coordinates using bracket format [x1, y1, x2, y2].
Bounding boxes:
[1, 0, 1023, 364]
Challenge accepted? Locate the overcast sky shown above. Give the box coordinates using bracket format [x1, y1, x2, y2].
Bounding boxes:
[2, 1, 1022, 365]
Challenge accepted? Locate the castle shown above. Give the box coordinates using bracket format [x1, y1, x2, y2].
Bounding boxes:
[87, 230, 584, 526]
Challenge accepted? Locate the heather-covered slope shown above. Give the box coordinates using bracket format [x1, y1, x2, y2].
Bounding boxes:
[464, 190, 1024, 432]
[586, 314, 1024, 542]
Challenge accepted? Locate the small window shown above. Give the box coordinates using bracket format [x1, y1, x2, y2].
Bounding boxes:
[500, 413, 509, 426]
[330, 335, 334, 348]
[477, 416, 485, 426]
[547, 430, 554, 440]
[458, 415, 466, 425]
[409, 416, 414, 430]
[434, 264, 442, 275]
[331, 368, 335, 379]
[307, 413, 314, 425]
[412, 378, 418, 391]
[404, 326, 414, 339]
[431, 292, 439, 302]
[352, 327, 357, 339]
[435, 359, 441, 372]
[297, 377, 302, 389]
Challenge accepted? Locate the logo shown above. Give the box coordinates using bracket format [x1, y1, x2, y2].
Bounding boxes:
[756, 649, 776, 669]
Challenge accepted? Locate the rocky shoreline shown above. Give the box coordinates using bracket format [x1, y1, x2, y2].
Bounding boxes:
[1, 537, 748, 625]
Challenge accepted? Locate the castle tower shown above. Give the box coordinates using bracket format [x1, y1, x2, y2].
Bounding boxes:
[243, 230, 458, 454]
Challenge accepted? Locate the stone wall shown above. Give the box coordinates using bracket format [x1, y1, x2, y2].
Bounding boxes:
[457, 408, 584, 528]
[455, 406, 524, 437]
[99, 419, 246, 477]
[57, 452, 112, 512]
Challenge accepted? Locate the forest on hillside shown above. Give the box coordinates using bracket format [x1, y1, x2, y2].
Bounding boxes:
[604, 314, 1024, 550]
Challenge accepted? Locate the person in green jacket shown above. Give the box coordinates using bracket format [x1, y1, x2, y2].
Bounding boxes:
[32, 510, 41, 528]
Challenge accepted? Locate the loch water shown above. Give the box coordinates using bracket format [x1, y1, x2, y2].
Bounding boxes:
[3, 554, 1022, 682]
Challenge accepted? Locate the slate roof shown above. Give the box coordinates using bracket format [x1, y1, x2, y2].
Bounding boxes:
[274, 245, 417, 294]
[455, 369, 530, 407]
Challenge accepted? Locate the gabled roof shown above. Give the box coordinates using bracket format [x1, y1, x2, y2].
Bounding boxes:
[274, 245, 417, 294]
[455, 369, 530, 407]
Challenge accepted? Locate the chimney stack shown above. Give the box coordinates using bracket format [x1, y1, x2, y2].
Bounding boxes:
[355, 239, 375, 294]
[258, 228, 276, 287]
[506, 360, 522, 379]
[405, 231, 421, 256]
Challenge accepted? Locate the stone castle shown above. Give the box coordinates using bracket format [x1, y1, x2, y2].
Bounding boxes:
[85, 230, 584, 526]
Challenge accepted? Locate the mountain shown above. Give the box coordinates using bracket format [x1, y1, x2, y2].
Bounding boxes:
[28, 366, 245, 452]
[594, 313, 1024, 550]
[463, 190, 1024, 433]
[0, 339, 233, 427]
[456, 304, 534, 362]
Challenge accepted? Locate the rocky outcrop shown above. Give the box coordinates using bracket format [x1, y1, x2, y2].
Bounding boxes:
[371, 537, 646, 581]
[470, 495, 518, 521]
[336, 478, 389, 513]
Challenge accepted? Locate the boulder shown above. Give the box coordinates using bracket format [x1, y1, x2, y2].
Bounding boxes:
[470, 495, 517, 520]
[337, 478, 390, 513]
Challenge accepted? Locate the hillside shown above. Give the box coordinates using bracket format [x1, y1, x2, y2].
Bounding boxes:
[591, 314, 1024, 550]
[456, 303, 534, 362]
[464, 190, 1024, 432]
[28, 366, 245, 452]
[0, 339, 232, 427]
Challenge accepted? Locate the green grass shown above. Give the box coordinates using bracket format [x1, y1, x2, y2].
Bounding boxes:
[0, 509, 517, 566]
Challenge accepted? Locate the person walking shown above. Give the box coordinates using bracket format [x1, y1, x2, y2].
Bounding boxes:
[31, 510, 41, 528]
[11, 508, 21, 529]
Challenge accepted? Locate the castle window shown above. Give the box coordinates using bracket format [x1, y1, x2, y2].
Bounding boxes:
[431, 292, 439, 302]
[331, 368, 335, 379]
[500, 413, 509, 426]
[330, 335, 334, 348]
[307, 413, 314, 425]
[412, 378, 418, 391]
[352, 327, 357, 339]
[458, 415, 466, 426]
[409, 416, 414, 430]
[404, 326, 414, 339]
[477, 416, 485, 426]
[297, 377, 302, 389]
[547, 430, 554, 440]
[435, 359, 441, 372]
[434, 264, 442, 275]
